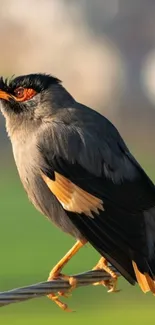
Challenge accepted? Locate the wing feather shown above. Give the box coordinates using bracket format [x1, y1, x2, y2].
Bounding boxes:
[41, 171, 104, 217]
[38, 107, 155, 290]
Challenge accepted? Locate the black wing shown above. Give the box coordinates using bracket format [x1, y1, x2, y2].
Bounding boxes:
[38, 106, 155, 288]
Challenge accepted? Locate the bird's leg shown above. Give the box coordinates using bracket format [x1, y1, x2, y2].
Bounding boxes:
[92, 257, 119, 293]
[47, 239, 86, 311]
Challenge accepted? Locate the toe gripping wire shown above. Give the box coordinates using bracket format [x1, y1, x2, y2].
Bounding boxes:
[0, 265, 120, 307]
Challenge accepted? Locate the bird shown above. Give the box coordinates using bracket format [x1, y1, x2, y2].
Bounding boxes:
[0, 73, 155, 311]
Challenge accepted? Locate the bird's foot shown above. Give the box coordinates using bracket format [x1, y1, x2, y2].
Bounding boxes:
[58, 275, 77, 298]
[107, 276, 120, 293]
[92, 257, 120, 293]
[47, 272, 77, 311]
[46, 241, 85, 311]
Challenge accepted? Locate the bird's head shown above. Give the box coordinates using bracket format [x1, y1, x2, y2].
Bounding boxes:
[0, 73, 73, 123]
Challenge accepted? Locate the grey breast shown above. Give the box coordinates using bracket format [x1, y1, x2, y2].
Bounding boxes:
[10, 126, 83, 239]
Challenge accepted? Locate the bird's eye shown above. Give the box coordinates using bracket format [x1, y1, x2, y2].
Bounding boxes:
[13, 87, 36, 102]
[14, 87, 25, 98]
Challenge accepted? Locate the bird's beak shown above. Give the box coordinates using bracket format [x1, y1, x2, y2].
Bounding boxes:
[0, 90, 11, 101]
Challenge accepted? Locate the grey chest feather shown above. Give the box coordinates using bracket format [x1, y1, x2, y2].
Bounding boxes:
[11, 134, 82, 239]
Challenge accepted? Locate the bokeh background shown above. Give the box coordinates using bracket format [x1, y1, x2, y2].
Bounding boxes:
[1, 0, 155, 324]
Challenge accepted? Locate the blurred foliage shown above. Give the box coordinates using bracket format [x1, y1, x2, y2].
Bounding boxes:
[0, 164, 155, 324]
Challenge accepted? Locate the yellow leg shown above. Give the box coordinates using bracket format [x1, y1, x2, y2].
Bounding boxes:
[47, 240, 86, 311]
[93, 257, 119, 292]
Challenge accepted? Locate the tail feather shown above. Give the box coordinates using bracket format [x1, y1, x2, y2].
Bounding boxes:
[132, 261, 155, 294]
[67, 207, 155, 294]
[144, 273, 155, 294]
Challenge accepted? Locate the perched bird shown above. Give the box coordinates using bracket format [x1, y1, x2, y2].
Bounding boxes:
[0, 73, 155, 311]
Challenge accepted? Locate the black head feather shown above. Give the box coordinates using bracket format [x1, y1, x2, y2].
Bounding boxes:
[0, 76, 11, 93]
[0, 73, 74, 117]
[0, 73, 61, 94]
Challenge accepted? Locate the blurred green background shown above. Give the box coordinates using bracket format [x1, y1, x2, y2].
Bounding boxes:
[1, 0, 155, 324]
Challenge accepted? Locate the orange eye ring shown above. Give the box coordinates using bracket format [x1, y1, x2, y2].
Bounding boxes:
[13, 88, 36, 102]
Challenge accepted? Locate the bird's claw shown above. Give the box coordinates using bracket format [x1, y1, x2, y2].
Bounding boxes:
[58, 274, 77, 297]
[48, 293, 73, 312]
[106, 277, 120, 293]
[108, 287, 121, 293]
[92, 257, 120, 293]
[93, 277, 120, 293]
[47, 273, 77, 311]
[58, 291, 72, 298]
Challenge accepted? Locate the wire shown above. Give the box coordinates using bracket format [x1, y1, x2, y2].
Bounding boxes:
[0, 266, 120, 307]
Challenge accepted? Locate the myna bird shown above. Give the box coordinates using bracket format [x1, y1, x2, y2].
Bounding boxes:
[0, 73, 155, 311]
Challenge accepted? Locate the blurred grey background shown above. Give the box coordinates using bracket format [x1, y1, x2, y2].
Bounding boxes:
[1, 0, 155, 157]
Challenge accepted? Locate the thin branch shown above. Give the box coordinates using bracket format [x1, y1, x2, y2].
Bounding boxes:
[0, 266, 120, 307]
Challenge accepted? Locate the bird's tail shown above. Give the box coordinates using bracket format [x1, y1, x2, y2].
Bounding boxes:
[132, 261, 155, 293]
[67, 206, 155, 294]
